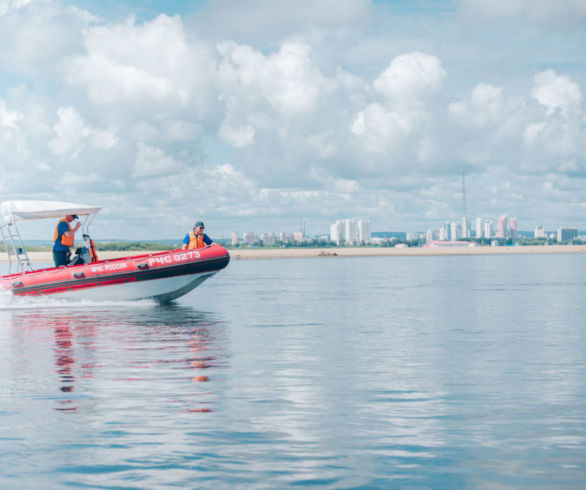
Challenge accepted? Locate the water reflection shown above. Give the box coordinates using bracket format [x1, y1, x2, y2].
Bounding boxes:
[4, 303, 228, 414]
[52, 318, 80, 411]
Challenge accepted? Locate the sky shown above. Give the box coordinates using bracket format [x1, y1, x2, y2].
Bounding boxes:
[1, 0, 585, 240]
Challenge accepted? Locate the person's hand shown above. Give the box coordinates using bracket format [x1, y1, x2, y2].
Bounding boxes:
[74, 222, 81, 231]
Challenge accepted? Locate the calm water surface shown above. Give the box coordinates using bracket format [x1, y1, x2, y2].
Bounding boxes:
[1, 254, 585, 488]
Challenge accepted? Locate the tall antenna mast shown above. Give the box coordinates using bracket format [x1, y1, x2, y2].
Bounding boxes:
[461, 171, 468, 219]
[461, 171, 470, 238]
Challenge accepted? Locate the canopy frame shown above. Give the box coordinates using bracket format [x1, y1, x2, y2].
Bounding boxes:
[1, 200, 102, 275]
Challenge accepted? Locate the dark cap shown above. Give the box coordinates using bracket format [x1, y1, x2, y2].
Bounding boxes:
[194, 221, 204, 228]
[72, 214, 79, 219]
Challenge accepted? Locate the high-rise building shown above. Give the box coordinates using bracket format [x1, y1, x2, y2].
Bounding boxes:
[243, 232, 258, 244]
[497, 215, 507, 239]
[450, 222, 461, 240]
[475, 217, 483, 239]
[293, 231, 304, 244]
[534, 226, 546, 239]
[330, 218, 371, 245]
[330, 221, 343, 245]
[443, 222, 451, 241]
[461, 216, 470, 239]
[356, 219, 371, 243]
[261, 232, 275, 245]
[510, 217, 517, 239]
[231, 232, 239, 246]
[344, 220, 356, 244]
[557, 227, 578, 242]
[484, 220, 493, 239]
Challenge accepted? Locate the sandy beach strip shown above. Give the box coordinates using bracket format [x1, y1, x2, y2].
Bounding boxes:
[227, 245, 586, 259]
[1, 244, 585, 264]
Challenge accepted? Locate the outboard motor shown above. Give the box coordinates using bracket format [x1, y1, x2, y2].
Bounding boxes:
[70, 247, 91, 265]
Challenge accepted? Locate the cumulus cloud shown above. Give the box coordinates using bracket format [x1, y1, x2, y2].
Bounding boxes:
[0, 0, 34, 17]
[523, 122, 546, 145]
[373, 51, 446, 100]
[350, 52, 444, 156]
[132, 142, 185, 178]
[531, 69, 583, 117]
[0, 1, 87, 74]
[68, 14, 215, 112]
[351, 103, 414, 153]
[515, 70, 586, 176]
[217, 41, 332, 117]
[48, 106, 117, 160]
[449, 83, 504, 126]
[217, 121, 255, 148]
[0, 98, 22, 128]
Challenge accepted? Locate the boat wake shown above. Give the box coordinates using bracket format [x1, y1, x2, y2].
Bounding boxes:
[0, 289, 157, 310]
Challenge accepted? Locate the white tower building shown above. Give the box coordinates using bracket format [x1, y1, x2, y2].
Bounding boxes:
[475, 217, 483, 239]
[484, 220, 493, 239]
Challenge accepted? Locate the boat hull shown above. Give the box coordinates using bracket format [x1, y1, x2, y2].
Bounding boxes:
[0, 246, 230, 303]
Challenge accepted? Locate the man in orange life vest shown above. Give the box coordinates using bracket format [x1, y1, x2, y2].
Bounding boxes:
[53, 215, 81, 266]
[182, 221, 213, 250]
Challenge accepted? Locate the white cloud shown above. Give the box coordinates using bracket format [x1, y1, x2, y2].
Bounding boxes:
[531, 69, 583, 117]
[0, 0, 34, 17]
[131, 119, 202, 143]
[373, 52, 446, 100]
[0, 2, 87, 75]
[48, 106, 117, 160]
[132, 142, 185, 178]
[217, 121, 255, 148]
[307, 132, 338, 159]
[523, 122, 546, 145]
[0, 98, 22, 128]
[217, 41, 332, 116]
[351, 103, 414, 153]
[350, 52, 444, 156]
[68, 14, 215, 110]
[417, 136, 435, 163]
[449, 83, 504, 126]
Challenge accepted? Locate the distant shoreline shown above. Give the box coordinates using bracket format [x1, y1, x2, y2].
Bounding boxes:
[1, 244, 585, 264]
[226, 245, 586, 259]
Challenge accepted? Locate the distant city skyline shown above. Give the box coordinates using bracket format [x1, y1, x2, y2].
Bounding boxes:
[228, 213, 583, 245]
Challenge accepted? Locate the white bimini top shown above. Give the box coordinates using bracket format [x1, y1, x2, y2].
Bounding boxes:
[1, 200, 102, 224]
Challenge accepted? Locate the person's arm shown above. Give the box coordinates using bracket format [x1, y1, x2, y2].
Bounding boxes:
[203, 234, 214, 246]
[181, 233, 190, 250]
[64, 221, 81, 237]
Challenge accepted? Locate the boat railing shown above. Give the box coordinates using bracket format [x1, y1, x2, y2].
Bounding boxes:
[0, 222, 33, 274]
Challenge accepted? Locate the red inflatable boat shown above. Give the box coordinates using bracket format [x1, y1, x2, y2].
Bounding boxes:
[0, 200, 229, 303]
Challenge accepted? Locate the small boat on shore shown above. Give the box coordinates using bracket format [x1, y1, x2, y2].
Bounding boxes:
[0, 200, 229, 303]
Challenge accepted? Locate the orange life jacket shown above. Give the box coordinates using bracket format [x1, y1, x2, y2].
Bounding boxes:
[188, 230, 206, 249]
[89, 238, 99, 263]
[53, 219, 74, 247]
